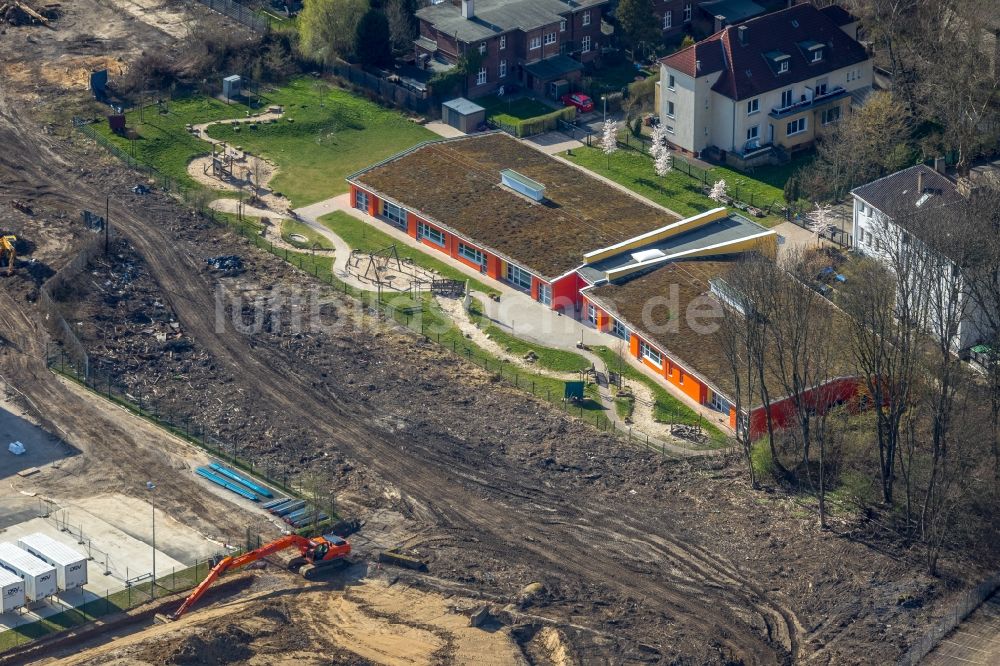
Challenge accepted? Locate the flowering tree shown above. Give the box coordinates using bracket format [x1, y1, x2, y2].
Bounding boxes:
[709, 179, 728, 203]
[649, 123, 666, 159]
[655, 145, 673, 178]
[600, 119, 618, 169]
[806, 203, 834, 245]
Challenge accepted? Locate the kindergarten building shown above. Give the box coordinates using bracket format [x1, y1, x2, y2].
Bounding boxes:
[348, 132, 858, 436]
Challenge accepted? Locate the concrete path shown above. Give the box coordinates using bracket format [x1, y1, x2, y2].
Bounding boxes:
[424, 121, 465, 139]
[524, 131, 584, 155]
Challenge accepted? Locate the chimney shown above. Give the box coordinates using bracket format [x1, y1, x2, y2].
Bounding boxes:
[738, 25, 748, 46]
[934, 156, 946, 174]
[462, 0, 474, 19]
[917, 169, 924, 194]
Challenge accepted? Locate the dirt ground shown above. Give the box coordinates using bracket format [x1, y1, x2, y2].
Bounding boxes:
[0, 3, 995, 665]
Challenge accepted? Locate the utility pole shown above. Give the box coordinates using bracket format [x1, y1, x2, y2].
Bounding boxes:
[104, 194, 110, 254]
[146, 481, 156, 599]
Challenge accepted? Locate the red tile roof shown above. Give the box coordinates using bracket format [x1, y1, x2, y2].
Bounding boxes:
[660, 3, 869, 101]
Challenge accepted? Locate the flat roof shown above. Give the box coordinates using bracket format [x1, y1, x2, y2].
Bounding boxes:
[18, 533, 86, 566]
[578, 212, 770, 283]
[0, 542, 55, 577]
[586, 259, 853, 406]
[350, 133, 678, 279]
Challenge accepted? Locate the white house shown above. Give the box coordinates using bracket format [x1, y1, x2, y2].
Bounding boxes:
[657, 3, 872, 170]
[851, 164, 993, 353]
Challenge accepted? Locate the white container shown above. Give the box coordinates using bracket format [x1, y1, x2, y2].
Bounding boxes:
[17, 533, 88, 591]
[0, 568, 25, 612]
[0, 543, 56, 602]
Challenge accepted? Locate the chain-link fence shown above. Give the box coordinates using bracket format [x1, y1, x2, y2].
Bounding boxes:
[896, 571, 1000, 666]
[196, 0, 271, 34]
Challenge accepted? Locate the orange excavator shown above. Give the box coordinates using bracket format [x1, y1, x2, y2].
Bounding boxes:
[168, 533, 351, 620]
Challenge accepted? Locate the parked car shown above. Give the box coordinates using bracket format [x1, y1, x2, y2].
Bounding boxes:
[560, 92, 594, 113]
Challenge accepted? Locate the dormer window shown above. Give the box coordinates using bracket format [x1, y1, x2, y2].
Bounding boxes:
[765, 50, 791, 75]
[799, 40, 824, 64]
[812, 48, 823, 62]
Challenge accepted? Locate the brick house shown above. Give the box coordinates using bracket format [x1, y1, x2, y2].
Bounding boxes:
[657, 3, 871, 169]
[415, 0, 608, 98]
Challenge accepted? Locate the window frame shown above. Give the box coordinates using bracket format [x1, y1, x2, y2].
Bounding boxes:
[811, 48, 823, 62]
[821, 106, 841, 125]
[786, 117, 807, 136]
[667, 74, 676, 90]
[538, 282, 552, 306]
[663, 11, 672, 30]
[780, 89, 793, 109]
[479, 41, 487, 56]
[560, 19, 566, 32]
[417, 221, 445, 246]
[529, 36, 541, 50]
[505, 264, 533, 291]
[383, 202, 406, 229]
[612, 319, 629, 340]
[355, 189, 369, 211]
[747, 98, 759, 115]
[476, 66, 487, 85]
[666, 100, 675, 118]
[746, 124, 759, 141]
[581, 35, 591, 53]
[639, 340, 662, 366]
[779, 60, 789, 73]
[544, 32, 557, 46]
[498, 59, 507, 78]
[582, 10, 591, 26]
[586, 303, 597, 324]
[458, 242, 486, 267]
[683, 3, 692, 22]
[499, 35, 506, 50]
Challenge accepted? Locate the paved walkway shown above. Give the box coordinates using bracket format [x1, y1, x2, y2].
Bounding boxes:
[291, 194, 733, 456]
[424, 121, 464, 139]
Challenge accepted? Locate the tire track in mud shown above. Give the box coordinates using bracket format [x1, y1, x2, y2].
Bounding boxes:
[0, 95, 798, 663]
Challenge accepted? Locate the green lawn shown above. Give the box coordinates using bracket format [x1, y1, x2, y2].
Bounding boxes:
[281, 218, 335, 250]
[467, 298, 591, 374]
[584, 61, 653, 94]
[318, 211, 499, 296]
[592, 347, 730, 448]
[96, 77, 436, 206]
[480, 97, 555, 126]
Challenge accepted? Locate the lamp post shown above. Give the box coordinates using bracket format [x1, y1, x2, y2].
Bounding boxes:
[146, 481, 156, 599]
[602, 95, 607, 123]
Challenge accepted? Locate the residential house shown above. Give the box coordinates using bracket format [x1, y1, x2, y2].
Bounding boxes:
[415, 0, 608, 98]
[657, 3, 872, 170]
[851, 164, 995, 353]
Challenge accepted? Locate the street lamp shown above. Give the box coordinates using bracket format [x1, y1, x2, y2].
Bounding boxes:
[146, 481, 156, 599]
[601, 95, 607, 123]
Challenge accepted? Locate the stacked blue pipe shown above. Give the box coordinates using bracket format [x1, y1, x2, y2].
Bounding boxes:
[209, 463, 274, 498]
[196, 467, 259, 501]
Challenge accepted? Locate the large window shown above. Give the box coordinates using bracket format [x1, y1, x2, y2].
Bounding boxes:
[560, 19, 566, 32]
[821, 106, 841, 125]
[668, 74, 675, 89]
[786, 117, 807, 136]
[612, 319, 629, 340]
[663, 11, 672, 30]
[586, 303, 597, 324]
[582, 35, 591, 53]
[666, 101, 675, 117]
[417, 221, 445, 246]
[746, 125, 759, 141]
[530, 36, 541, 50]
[582, 10, 591, 26]
[355, 189, 369, 211]
[683, 3, 692, 22]
[639, 340, 661, 366]
[506, 264, 532, 291]
[499, 35, 506, 50]
[544, 32, 556, 46]
[710, 392, 729, 413]
[499, 60, 507, 78]
[538, 283, 552, 306]
[479, 42, 486, 55]
[383, 202, 406, 229]
[476, 67, 487, 85]
[747, 98, 759, 115]
[458, 242, 485, 267]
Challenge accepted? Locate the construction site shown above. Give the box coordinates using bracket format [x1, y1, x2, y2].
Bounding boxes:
[0, 1, 996, 665]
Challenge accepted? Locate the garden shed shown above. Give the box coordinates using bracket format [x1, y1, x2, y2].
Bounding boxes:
[441, 97, 485, 134]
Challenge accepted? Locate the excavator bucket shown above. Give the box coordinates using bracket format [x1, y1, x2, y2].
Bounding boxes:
[154, 613, 173, 624]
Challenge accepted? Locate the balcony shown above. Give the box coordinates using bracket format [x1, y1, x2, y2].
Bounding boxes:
[769, 86, 849, 119]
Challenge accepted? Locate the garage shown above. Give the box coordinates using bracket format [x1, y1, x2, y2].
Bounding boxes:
[441, 97, 485, 134]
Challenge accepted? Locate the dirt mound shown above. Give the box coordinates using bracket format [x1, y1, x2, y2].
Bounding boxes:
[169, 624, 254, 664]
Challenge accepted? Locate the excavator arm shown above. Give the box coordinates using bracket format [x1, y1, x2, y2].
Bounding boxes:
[170, 534, 314, 620]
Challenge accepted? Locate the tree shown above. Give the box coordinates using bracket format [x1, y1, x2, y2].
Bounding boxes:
[298, 0, 369, 65]
[709, 179, 727, 202]
[801, 91, 911, 201]
[783, 174, 800, 205]
[805, 203, 833, 246]
[617, 0, 660, 52]
[650, 124, 672, 177]
[601, 119, 618, 169]
[385, 0, 417, 54]
[355, 9, 393, 68]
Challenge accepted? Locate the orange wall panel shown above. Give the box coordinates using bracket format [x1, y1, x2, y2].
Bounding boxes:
[405, 212, 418, 238]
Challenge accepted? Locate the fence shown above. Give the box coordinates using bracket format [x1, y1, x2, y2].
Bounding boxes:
[196, 0, 270, 34]
[327, 60, 432, 115]
[896, 571, 1000, 665]
[557, 118, 593, 146]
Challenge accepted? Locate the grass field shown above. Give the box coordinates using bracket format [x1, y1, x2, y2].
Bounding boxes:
[480, 97, 556, 126]
[281, 218, 335, 250]
[318, 211, 499, 296]
[96, 78, 435, 207]
[563, 143, 809, 227]
[468, 298, 590, 374]
[592, 346, 729, 448]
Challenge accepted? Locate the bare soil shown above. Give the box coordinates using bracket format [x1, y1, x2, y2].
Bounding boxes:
[0, 4, 993, 665]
